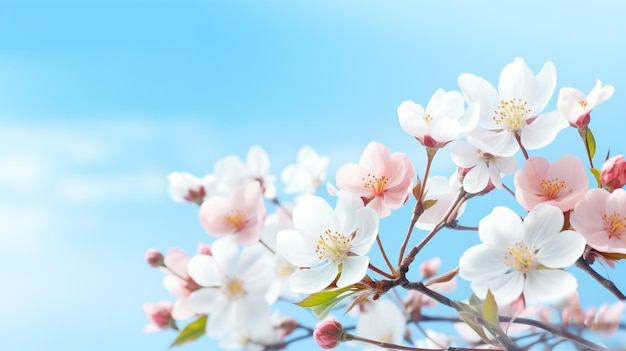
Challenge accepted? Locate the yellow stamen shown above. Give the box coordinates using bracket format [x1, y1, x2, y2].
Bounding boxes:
[315, 229, 352, 264]
[578, 99, 588, 109]
[492, 98, 530, 131]
[423, 114, 433, 124]
[504, 242, 538, 274]
[539, 178, 567, 200]
[223, 277, 246, 301]
[362, 173, 388, 195]
[602, 211, 626, 239]
[224, 210, 247, 231]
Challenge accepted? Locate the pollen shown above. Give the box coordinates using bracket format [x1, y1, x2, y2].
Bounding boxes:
[504, 242, 538, 273]
[223, 209, 247, 231]
[223, 277, 247, 301]
[362, 173, 388, 196]
[578, 99, 588, 109]
[492, 98, 530, 131]
[423, 114, 433, 124]
[315, 229, 353, 264]
[602, 211, 626, 239]
[539, 178, 567, 200]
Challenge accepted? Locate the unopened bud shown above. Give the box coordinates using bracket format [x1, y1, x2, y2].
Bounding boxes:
[143, 302, 175, 332]
[313, 319, 345, 349]
[145, 248, 164, 267]
[419, 257, 441, 279]
[196, 243, 212, 256]
[278, 317, 299, 337]
[600, 155, 626, 191]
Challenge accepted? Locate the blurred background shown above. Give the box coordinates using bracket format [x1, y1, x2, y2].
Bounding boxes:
[2, 0, 626, 350]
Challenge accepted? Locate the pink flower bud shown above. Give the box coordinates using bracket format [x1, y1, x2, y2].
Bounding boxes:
[143, 302, 175, 332]
[600, 155, 626, 191]
[313, 319, 345, 349]
[145, 248, 164, 267]
[419, 257, 441, 279]
[196, 243, 212, 256]
[278, 317, 299, 337]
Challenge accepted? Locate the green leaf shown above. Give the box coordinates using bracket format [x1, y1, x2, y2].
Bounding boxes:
[170, 315, 207, 348]
[586, 127, 596, 160]
[422, 199, 438, 211]
[468, 293, 483, 309]
[310, 290, 358, 319]
[295, 285, 356, 308]
[481, 290, 499, 326]
[590, 167, 602, 188]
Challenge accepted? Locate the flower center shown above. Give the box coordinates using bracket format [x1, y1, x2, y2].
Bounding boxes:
[578, 99, 588, 109]
[223, 277, 247, 301]
[224, 209, 247, 231]
[602, 211, 626, 239]
[504, 242, 538, 273]
[315, 229, 354, 264]
[278, 260, 295, 278]
[362, 173, 388, 196]
[539, 178, 567, 200]
[423, 114, 433, 125]
[492, 98, 530, 131]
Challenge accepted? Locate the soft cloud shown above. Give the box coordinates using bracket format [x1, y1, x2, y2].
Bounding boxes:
[57, 171, 166, 204]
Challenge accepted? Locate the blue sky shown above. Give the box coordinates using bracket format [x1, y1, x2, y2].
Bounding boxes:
[2, 1, 626, 350]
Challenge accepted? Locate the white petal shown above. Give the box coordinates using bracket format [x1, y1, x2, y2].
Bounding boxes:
[246, 145, 270, 176]
[458, 73, 499, 127]
[450, 141, 480, 168]
[188, 288, 221, 314]
[207, 295, 236, 338]
[478, 207, 524, 250]
[521, 111, 568, 150]
[463, 163, 490, 194]
[533, 61, 557, 115]
[211, 237, 240, 278]
[350, 207, 379, 255]
[289, 264, 338, 293]
[523, 204, 564, 247]
[188, 255, 222, 287]
[276, 230, 321, 267]
[524, 269, 577, 303]
[336, 255, 369, 287]
[459, 245, 508, 282]
[536, 230, 585, 268]
[292, 195, 335, 243]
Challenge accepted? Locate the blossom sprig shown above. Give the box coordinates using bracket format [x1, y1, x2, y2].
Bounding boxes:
[145, 58, 626, 351]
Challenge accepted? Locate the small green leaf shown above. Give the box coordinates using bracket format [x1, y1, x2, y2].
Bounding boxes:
[482, 290, 499, 326]
[310, 290, 358, 319]
[295, 285, 356, 308]
[422, 199, 438, 211]
[170, 315, 207, 348]
[586, 127, 596, 160]
[590, 167, 602, 188]
[468, 293, 483, 309]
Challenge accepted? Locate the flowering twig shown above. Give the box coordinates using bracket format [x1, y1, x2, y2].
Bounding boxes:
[575, 255, 626, 300]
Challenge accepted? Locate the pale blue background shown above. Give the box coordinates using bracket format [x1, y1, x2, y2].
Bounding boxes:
[2, 1, 626, 350]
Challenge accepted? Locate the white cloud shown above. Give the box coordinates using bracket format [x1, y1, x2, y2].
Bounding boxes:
[57, 171, 166, 204]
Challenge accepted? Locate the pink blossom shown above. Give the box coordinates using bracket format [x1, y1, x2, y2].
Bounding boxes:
[162, 248, 201, 320]
[557, 79, 614, 128]
[336, 141, 415, 218]
[167, 172, 216, 204]
[585, 302, 626, 336]
[199, 180, 266, 245]
[514, 155, 588, 211]
[145, 248, 164, 267]
[600, 154, 626, 191]
[196, 243, 212, 256]
[143, 302, 175, 332]
[313, 319, 345, 349]
[419, 257, 441, 279]
[570, 188, 626, 254]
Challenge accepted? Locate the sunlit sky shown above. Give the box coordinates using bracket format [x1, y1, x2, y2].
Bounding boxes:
[3, 1, 626, 350]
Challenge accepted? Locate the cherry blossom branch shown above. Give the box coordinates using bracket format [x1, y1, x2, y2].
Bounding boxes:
[345, 332, 501, 351]
[446, 220, 478, 231]
[401, 282, 612, 351]
[575, 255, 626, 300]
[578, 127, 596, 169]
[398, 191, 468, 273]
[513, 132, 529, 160]
[501, 183, 516, 198]
[397, 147, 437, 267]
[377, 235, 398, 276]
[368, 263, 396, 279]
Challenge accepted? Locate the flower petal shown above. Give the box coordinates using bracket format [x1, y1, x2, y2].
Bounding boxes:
[524, 269, 577, 303]
[289, 264, 338, 293]
[336, 255, 369, 287]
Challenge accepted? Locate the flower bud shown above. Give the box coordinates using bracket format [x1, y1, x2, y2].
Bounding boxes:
[419, 257, 441, 279]
[196, 243, 212, 256]
[313, 319, 345, 349]
[145, 248, 164, 267]
[278, 317, 299, 337]
[143, 302, 175, 332]
[600, 155, 626, 191]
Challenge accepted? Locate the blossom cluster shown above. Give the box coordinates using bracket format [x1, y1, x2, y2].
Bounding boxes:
[144, 58, 626, 351]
